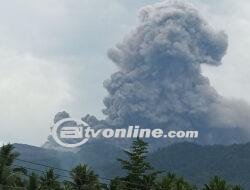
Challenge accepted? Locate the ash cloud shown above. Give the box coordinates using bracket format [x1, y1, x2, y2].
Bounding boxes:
[84, 2, 250, 144]
[85, 1, 250, 146]
[104, 2, 226, 125]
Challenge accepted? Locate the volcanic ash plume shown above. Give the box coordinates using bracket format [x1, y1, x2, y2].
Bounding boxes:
[83, 1, 250, 146]
[104, 2, 227, 126]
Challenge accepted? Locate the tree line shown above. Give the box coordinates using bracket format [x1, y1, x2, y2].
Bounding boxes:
[0, 139, 244, 190]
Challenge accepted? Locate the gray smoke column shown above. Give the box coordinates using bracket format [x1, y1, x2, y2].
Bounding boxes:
[83, 1, 250, 145]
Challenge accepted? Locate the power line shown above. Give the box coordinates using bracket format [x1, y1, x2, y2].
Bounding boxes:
[0, 154, 169, 190]
[13, 164, 71, 181]
[0, 184, 26, 189]
[15, 164, 124, 190]
[11, 165, 111, 190]
[1, 153, 245, 189]
[15, 158, 163, 189]
[15, 158, 69, 173]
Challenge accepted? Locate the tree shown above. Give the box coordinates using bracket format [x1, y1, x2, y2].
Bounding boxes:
[66, 164, 101, 190]
[109, 177, 127, 190]
[40, 168, 61, 190]
[157, 173, 195, 190]
[115, 138, 160, 190]
[27, 172, 40, 190]
[157, 173, 176, 190]
[0, 144, 26, 189]
[203, 176, 229, 190]
[231, 185, 244, 190]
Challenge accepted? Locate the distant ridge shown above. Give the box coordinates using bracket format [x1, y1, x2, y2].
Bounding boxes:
[14, 141, 250, 189]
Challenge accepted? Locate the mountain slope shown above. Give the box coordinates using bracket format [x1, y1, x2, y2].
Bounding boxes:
[14, 142, 250, 188]
[149, 142, 250, 188]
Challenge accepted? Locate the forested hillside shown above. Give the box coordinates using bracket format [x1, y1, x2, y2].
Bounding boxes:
[13, 142, 250, 189]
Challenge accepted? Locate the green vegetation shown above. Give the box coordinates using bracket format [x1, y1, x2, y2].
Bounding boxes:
[0, 141, 244, 190]
[111, 138, 160, 190]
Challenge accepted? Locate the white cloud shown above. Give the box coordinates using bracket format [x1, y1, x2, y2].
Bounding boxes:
[0, 50, 73, 145]
[0, 0, 135, 145]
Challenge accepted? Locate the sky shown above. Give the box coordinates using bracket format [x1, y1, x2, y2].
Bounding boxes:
[0, 0, 250, 146]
